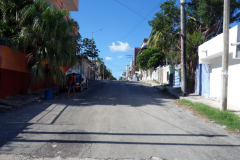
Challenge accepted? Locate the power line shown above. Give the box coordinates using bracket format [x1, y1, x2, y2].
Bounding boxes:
[133, 0, 146, 38]
[115, 0, 149, 21]
[119, 0, 164, 41]
[120, 0, 164, 41]
[136, 0, 151, 40]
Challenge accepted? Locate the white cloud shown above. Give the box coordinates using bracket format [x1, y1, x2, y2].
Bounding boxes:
[105, 56, 113, 60]
[109, 41, 133, 52]
[118, 55, 123, 58]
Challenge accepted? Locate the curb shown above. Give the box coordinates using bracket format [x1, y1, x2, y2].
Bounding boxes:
[168, 91, 180, 99]
[0, 96, 42, 108]
[153, 86, 180, 99]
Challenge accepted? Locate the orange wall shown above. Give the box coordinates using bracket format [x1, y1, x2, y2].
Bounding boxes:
[0, 45, 70, 98]
[0, 45, 69, 74]
[0, 45, 29, 73]
[59, 65, 70, 73]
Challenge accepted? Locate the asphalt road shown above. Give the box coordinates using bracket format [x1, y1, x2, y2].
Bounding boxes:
[0, 80, 240, 160]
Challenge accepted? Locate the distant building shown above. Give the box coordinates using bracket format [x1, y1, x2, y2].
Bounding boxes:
[134, 48, 141, 76]
[126, 65, 130, 80]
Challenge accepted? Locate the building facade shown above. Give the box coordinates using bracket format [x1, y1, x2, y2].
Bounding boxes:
[197, 24, 240, 108]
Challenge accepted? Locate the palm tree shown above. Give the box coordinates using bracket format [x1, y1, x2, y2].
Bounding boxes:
[147, 29, 162, 48]
[11, 0, 78, 94]
[0, 0, 33, 37]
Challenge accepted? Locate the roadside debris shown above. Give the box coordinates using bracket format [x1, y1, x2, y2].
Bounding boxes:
[236, 128, 239, 132]
[52, 144, 57, 148]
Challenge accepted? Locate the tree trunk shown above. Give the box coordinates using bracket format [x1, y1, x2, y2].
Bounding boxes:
[25, 60, 37, 94]
[25, 77, 34, 94]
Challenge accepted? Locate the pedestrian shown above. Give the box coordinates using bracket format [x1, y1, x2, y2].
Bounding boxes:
[67, 73, 76, 99]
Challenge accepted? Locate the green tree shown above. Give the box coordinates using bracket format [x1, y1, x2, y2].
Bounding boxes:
[80, 38, 99, 58]
[136, 47, 164, 70]
[148, 0, 240, 92]
[0, 0, 33, 37]
[148, 0, 180, 55]
[122, 71, 126, 77]
[119, 76, 124, 81]
[96, 57, 116, 80]
[11, 0, 78, 93]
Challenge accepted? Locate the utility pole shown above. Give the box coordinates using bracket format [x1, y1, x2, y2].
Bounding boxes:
[103, 63, 104, 80]
[102, 59, 105, 80]
[180, 0, 187, 96]
[221, 0, 230, 110]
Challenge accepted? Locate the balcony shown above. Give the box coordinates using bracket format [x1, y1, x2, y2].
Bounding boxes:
[44, 0, 78, 11]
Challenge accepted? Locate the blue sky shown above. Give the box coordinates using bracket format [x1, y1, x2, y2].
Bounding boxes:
[70, 0, 238, 80]
[70, 0, 176, 79]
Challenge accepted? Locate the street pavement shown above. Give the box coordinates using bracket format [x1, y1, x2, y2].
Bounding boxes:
[0, 81, 240, 160]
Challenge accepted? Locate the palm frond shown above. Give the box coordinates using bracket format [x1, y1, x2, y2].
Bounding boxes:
[10, 0, 78, 86]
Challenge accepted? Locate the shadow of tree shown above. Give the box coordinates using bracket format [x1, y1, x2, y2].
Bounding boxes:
[0, 80, 237, 158]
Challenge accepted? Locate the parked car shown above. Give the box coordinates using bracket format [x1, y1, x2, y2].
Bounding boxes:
[61, 73, 89, 92]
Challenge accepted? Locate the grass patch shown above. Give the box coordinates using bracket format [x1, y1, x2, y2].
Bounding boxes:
[180, 99, 240, 131]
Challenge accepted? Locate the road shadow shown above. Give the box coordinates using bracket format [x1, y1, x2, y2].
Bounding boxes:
[0, 80, 237, 158]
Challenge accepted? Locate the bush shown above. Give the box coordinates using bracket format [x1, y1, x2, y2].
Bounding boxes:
[161, 86, 169, 93]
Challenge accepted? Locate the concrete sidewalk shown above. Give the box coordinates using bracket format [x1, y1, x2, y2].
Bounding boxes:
[0, 86, 60, 109]
[0, 80, 102, 110]
[141, 80, 240, 116]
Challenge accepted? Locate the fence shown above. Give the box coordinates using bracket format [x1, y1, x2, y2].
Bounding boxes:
[141, 65, 175, 86]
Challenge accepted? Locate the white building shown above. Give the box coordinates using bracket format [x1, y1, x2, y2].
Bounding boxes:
[126, 65, 130, 80]
[198, 24, 240, 108]
[130, 61, 134, 81]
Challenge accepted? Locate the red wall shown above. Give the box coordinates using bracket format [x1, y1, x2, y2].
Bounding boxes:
[0, 68, 29, 98]
[0, 68, 57, 99]
[0, 45, 61, 99]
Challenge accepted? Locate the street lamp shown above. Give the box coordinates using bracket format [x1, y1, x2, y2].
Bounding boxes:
[91, 29, 102, 80]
